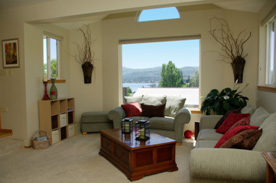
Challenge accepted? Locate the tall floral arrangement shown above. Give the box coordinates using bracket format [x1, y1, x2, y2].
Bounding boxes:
[209, 17, 251, 83]
[73, 25, 95, 83]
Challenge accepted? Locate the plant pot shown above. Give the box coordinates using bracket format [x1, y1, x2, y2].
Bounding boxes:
[82, 62, 94, 84]
[231, 57, 245, 83]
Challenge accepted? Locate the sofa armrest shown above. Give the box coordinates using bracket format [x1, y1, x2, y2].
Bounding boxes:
[174, 108, 191, 143]
[199, 115, 223, 130]
[190, 148, 266, 182]
[107, 107, 126, 129]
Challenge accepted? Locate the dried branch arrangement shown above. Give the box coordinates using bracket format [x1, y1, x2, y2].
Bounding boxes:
[74, 25, 95, 65]
[209, 17, 251, 63]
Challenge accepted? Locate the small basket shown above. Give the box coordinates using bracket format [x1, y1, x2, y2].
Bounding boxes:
[32, 129, 50, 149]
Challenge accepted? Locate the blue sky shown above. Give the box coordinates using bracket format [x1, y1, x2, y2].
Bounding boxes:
[139, 7, 180, 22]
[122, 39, 200, 69]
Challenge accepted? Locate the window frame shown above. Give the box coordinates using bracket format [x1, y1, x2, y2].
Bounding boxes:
[119, 35, 201, 108]
[265, 17, 276, 86]
[43, 34, 61, 80]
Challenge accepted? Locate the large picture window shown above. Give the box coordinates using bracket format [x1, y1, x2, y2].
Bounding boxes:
[43, 35, 61, 79]
[121, 37, 200, 108]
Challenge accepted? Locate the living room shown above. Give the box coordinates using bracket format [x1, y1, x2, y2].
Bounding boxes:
[0, 0, 275, 182]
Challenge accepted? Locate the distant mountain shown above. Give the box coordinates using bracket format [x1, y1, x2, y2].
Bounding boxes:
[122, 66, 199, 83]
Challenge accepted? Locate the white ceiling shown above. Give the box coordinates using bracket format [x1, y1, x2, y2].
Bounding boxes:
[0, 0, 267, 29]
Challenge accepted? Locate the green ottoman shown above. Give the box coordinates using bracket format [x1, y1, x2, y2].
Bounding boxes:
[81, 111, 113, 134]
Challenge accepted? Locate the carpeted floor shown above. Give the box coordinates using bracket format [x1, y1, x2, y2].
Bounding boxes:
[0, 134, 194, 183]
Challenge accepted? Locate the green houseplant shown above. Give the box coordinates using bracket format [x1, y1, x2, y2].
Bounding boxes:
[201, 86, 248, 115]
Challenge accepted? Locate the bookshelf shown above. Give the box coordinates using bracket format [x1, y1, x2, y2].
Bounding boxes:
[38, 98, 75, 144]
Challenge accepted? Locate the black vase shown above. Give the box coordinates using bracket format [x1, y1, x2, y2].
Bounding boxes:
[82, 62, 94, 84]
[231, 57, 245, 83]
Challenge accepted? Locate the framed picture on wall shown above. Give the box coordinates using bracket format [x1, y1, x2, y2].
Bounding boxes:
[2, 38, 20, 68]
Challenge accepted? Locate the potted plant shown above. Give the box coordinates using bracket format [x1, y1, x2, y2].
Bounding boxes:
[74, 25, 95, 84]
[201, 85, 249, 115]
[209, 17, 251, 83]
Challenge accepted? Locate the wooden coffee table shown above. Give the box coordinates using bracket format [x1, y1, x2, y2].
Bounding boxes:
[261, 152, 276, 183]
[99, 128, 178, 181]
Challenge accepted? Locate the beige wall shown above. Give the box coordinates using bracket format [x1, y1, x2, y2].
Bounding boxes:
[257, 0, 276, 112]
[0, 0, 268, 145]
[69, 22, 104, 130]
[0, 10, 27, 144]
[0, 0, 197, 146]
[101, 6, 259, 132]
[24, 23, 70, 145]
[102, 7, 259, 109]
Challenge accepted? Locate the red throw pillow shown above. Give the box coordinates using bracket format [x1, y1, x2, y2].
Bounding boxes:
[214, 109, 241, 129]
[121, 102, 142, 117]
[216, 113, 250, 134]
[228, 116, 250, 131]
[214, 125, 259, 148]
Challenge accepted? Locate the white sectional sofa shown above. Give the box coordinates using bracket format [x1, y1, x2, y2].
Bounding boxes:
[190, 105, 276, 183]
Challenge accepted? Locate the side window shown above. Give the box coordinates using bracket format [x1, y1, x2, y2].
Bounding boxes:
[266, 17, 276, 85]
[43, 35, 60, 79]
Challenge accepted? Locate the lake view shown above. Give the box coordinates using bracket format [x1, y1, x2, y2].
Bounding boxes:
[123, 83, 159, 92]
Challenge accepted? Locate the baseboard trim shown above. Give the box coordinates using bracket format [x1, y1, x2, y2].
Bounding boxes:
[0, 129, 13, 138]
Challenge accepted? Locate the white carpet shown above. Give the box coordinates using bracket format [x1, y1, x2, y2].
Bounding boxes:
[0, 134, 194, 183]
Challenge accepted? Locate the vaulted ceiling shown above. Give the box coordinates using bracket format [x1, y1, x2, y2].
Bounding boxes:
[0, 0, 267, 29]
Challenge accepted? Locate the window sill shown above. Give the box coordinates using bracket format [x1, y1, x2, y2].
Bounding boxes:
[44, 79, 66, 84]
[257, 85, 276, 93]
[190, 108, 201, 114]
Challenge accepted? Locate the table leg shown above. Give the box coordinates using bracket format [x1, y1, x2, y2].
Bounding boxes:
[194, 122, 199, 140]
[266, 163, 274, 183]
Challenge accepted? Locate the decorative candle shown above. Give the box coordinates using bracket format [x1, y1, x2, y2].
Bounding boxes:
[121, 118, 133, 134]
[139, 128, 145, 139]
[43, 76, 48, 82]
[125, 123, 129, 132]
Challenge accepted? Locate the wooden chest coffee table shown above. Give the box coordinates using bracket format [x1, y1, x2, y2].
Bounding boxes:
[99, 128, 178, 181]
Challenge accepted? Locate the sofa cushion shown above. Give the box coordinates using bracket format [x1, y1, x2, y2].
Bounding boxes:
[81, 111, 110, 123]
[250, 106, 269, 127]
[253, 113, 276, 152]
[164, 96, 186, 117]
[215, 125, 259, 148]
[121, 102, 142, 117]
[197, 129, 223, 141]
[124, 96, 143, 104]
[149, 117, 174, 131]
[214, 109, 241, 129]
[141, 103, 165, 117]
[195, 140, 218, 148]
[141, 95, 166, 105]
[216, 113, 250, 134]
[220, 128, 262, 149]
[241, 104, 256, 116]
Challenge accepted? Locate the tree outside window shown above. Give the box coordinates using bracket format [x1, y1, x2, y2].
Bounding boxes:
[43, 36, 60, 79]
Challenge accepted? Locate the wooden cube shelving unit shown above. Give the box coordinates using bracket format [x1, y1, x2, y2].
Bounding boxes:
[38, 98, 76, 144]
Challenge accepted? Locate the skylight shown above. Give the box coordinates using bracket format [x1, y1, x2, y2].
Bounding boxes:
[138, 7, 180, 22]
